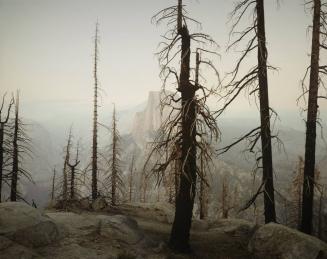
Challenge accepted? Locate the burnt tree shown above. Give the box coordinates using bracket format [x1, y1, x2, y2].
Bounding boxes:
[147, 0, 220, 252]
[51, 168, 56, 201]
[91, 21, 100, 201]
[67, 142, 80, 200]
[10, 92, 33, 201]
[62, 128, 72, 202]
[0, 94, 14, 202]
[199, 150, 209, 220]
[128, 154, 135, 203]
[10, 94, 19, 201]
[299, 0, 327, 234]
[105, 105, 124, 206]
[217, 0, 278, 223]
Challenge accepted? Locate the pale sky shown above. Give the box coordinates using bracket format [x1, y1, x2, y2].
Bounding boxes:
[0, 0, 324, 127]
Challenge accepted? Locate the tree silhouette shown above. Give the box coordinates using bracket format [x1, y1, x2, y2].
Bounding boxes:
[128, 154, 136, 203]
[9, 92, 33, 202]
[0, 93, 14, 202]
[105, 105, 124, 206]
[91, 21, 100, 201]
[67, 141, 80, 200]
[199, 150, 209, 220]
[61, 127, 72, 203]
[51, 167, 56, 202]
[298, 0, 327, 234]
[217, 0, 279, 223]
[147, 0, 220, 251]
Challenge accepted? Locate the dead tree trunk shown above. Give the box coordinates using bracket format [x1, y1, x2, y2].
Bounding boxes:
[174, 143, 181, 204]
[221, 176, 230, 219]
[51, 168, 56, 201]
[199, 155, 208, 220]
[10, 93, 20, 202]
[128, 154, 135, 203]
[108, 105, 123, 206]
[0, 94, 13, 202]
[218, 0, 278, 223]
[92, 22, 99, 201]
[62, 128, 72, 202]
[169, 1, 197, 251]
[256, 0, 276, 223]
[111, 106, 117, 206]
[0, 126, 4, 202]
[196, 53, 208, 220]
[68, 143, 80, 200]
[149, 0, 219, 252]
[301, 0, 321, 235]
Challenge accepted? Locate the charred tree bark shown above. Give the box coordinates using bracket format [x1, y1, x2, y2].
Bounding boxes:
[10, 93, 20, 202]
[169, 1, 197, 251]
[92, 22, 99, 201]
[174, 143, 181, 204]
[256, 0, 276, 223]
[301, 0, 321, 235]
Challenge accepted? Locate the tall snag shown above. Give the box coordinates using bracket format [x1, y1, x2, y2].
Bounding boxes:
[68, 142, 80, 200]
[299, 0, 327, 234]
[128, 154, 135, 202]
[147, 0, 220, 251]
[217, 0, 278, 223]
[199, 150, 209, 219]
[10, 92, 33, 201]
[92, 22, 100, 201]
[105, 105, 123, 206]
[51, 168, 56, 201]
[62, 128, 72, 202]
[0, 94, 14, 202]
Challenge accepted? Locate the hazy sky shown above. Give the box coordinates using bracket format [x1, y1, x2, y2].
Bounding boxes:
[0, 0, 324, 125]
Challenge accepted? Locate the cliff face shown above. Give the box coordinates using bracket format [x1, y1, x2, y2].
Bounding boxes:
[131, 91, 163, 147]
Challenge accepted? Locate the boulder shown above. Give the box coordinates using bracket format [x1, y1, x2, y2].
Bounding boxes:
[249, 223, 327, 259]
[96, 214, 144, 244]
[91, 197, 107, 211]
[46, 212, 98, 236]
[0, 202, 60, 247]
[121, 202, 174, 224]
[209, 218, 257, 240]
